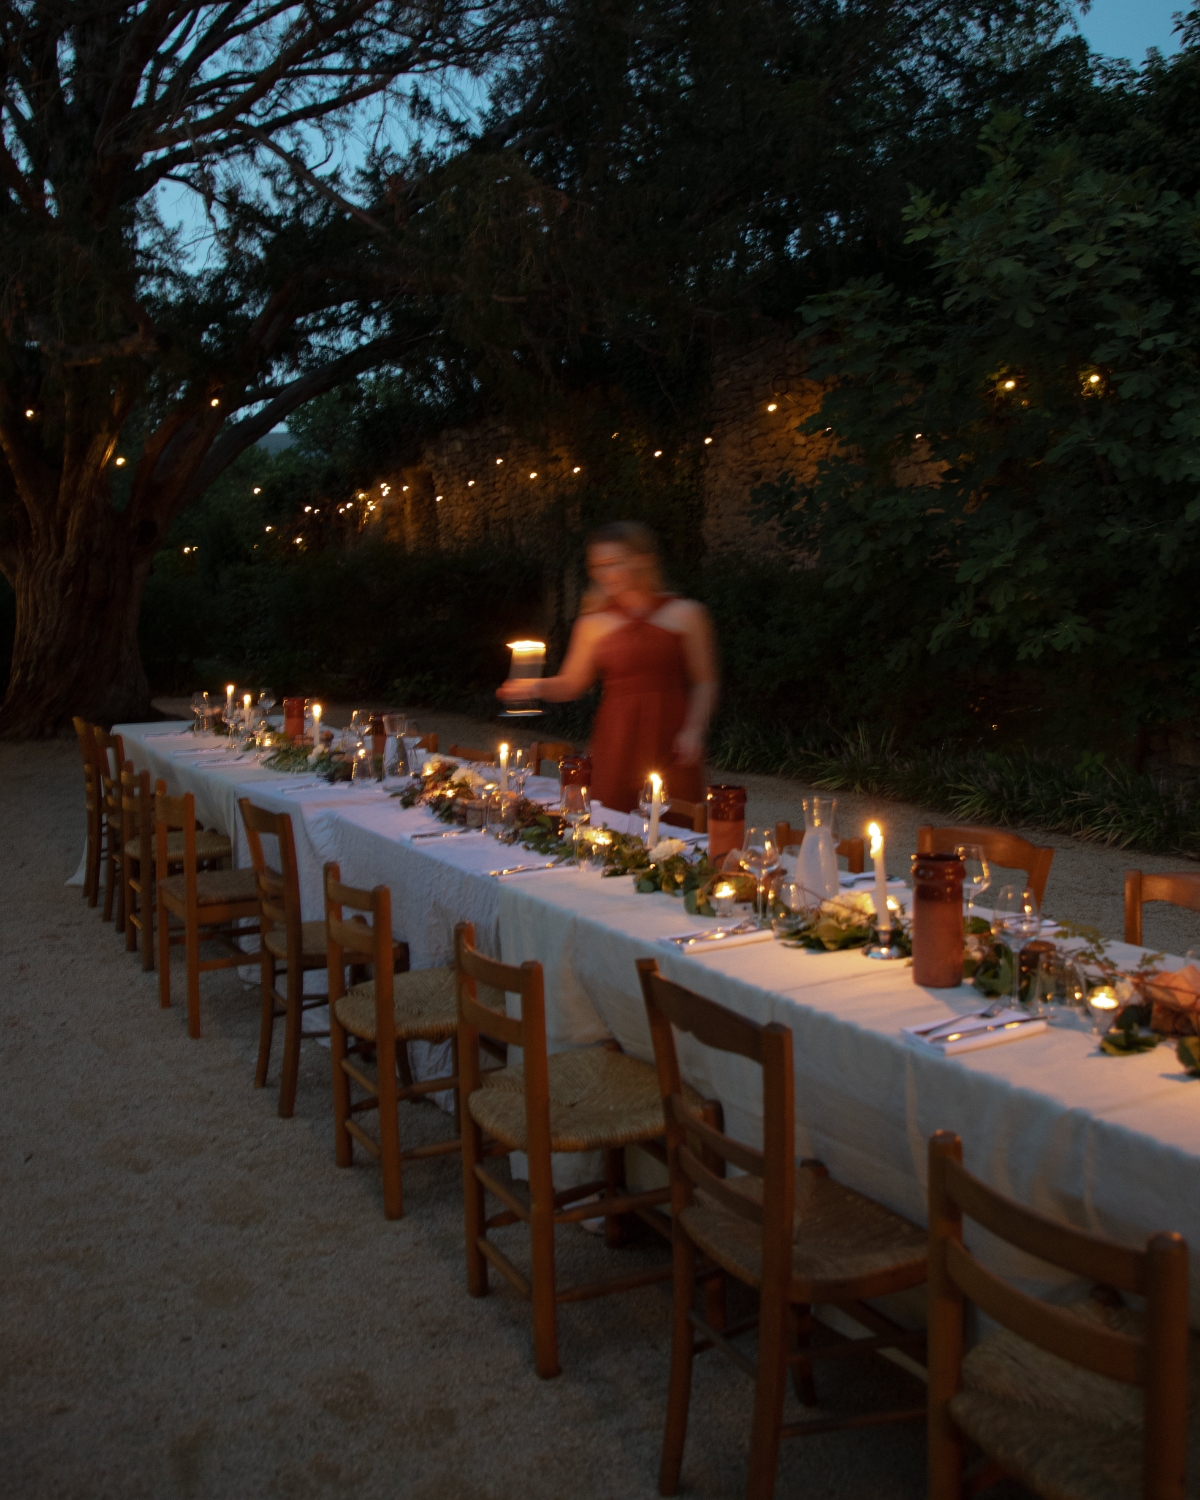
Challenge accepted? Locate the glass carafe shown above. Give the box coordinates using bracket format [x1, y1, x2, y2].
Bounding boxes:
[795, 796, 839, 901]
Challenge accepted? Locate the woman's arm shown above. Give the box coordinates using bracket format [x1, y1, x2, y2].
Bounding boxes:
[496, 616, 602, 704]
[673, 603, 718, 766]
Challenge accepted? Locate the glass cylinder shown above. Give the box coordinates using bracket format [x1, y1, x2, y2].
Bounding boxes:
[283, 697, 305, 741]
[911, 852, 965, 988]
[560, 754, 593, 789]
[706, 784, 747, 864]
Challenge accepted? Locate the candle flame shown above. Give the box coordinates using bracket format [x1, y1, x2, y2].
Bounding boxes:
[243, 693, 251, 708]
[1090, 987, 1119, 1010]
[868, 821, 883, 858]
[506, 640, 546, 652]
[226, 683, 235, 696]
[713, 881, 736, 899]
[650, 773, 662, 795]
[312, 703, 322, 721]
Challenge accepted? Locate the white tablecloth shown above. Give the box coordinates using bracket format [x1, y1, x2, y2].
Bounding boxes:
[116, 722, 1200, 1319]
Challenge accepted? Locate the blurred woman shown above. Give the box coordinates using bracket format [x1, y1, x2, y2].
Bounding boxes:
[497, 522, 717, 813]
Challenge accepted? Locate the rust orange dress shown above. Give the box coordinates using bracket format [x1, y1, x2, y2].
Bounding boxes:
[588, 598, 705, 814]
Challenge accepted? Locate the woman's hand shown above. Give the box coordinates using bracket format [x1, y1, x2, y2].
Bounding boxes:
[496, 677, 539, 703]
[672, 726, 704, 766]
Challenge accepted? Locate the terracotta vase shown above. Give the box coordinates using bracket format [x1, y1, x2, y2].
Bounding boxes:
[283, 697, 305, 741]
[706, 784, 747, 864]
[911, 852, 965, 988]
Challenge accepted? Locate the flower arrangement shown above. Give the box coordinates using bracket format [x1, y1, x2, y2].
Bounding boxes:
[775, 889, 912, 954]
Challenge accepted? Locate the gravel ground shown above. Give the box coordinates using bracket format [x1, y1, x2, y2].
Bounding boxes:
[7, 710, 1194, 1498]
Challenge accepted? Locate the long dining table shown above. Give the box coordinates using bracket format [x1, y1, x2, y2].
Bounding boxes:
[118, 720, 1200, 1324]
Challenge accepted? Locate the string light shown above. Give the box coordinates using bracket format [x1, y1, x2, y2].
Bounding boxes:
[572, 466, 581, 474]
[210, 397, 220, 407]
[529, 471, 537, 478]
[265, 525, 273, 532]
[1003, 380, 1016, 390]
[496, 458, 503, 465]
[380, 483, 390, 496]
[915, 432, 922, 439]
[703, 436, 712, 445]
[1089, 373, 1101, 384]
[611, 431, 619, 438]
[294, 536, 302, 545]
[253, 486, 261, 495]
[766, 402, 777, 412]
[304, 505, 312, 513]
[436, 495, 443, 502]
[24, 408, 34, 418]
[114, 456, 126, 466]
[653, 450, 662, 458]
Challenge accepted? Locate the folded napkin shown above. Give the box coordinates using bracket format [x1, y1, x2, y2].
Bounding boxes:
[1143, 965, 1200, 1035]
[660, 924, 776, 953]
[904, 1007, 1047, 1056]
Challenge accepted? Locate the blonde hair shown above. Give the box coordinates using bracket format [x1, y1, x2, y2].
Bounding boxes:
[586, 521, 664, 590]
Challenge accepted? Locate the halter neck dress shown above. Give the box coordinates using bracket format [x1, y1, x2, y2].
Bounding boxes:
[588, 596, 704, 815]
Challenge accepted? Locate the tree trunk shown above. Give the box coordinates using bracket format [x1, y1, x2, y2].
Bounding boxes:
[0, 513, 156, 738]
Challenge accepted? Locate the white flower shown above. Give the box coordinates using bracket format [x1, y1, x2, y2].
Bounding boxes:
[421, 755, 451, 777]
[649, 838, 686, 863]
[451, 767, 488, 790]
[821, 891, 876, 920]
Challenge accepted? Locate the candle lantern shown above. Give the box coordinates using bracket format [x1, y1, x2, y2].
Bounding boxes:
[501, 639, 546, 717]
[283, 697, 305, 741]
[911, 852, 966, 987]
[706, 784, 746, 863]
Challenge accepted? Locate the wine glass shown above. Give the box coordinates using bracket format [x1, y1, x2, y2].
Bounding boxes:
[992, 885, 1041, 1005]
[772, 878, 809, 939]
[742, 827, 780, 923]
[258, 688, 276, 717]
[351, 744, 375, 785]
[190, 690, 208, 733]
[400, 722, 422, 776]
[561, 783, 591, 865]
[955, 843, 991, 917]
[511, 747, 528, 797]
[638, 776, 671, 843]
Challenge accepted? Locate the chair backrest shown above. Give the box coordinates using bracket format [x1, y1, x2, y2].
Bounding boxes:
[918, 824, 1053, 907]
[927, 1130, 1188, 1500]
[454, 922, 551, 1178]
[323, 862, 395, 1048]
[636, 957, 795, 1284]
[774, 821, 865, 874]
[93, 728, 126, 811]
[239, 800, 303, 952]
[1124, 870, 1200, 946]
[448, 744, 496, 765]
[418, 732, 438, 753]
[120, 762, 152, 855]
[73, 718, 100, 809]
[529, 740, 575, 776]
[155, 788, 198, 895]
[662, 797, 708, 833]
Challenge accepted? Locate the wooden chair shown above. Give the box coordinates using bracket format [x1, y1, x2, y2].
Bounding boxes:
[456, 922, 690, 1379]
[155, 790, 259, 1038]
[93, 728, 127, 925]
[928, 1130, 1190, 1500]
[529, 740, 575, 776]
[73, 717, 102, 907]
[120, 765, 160, 970]
[418, 732, 438, 753]
[775, 821, 865, 874]
[1124, 869, 1200, 946]
[240, 801, 337, 1118]
[663, 797, 708, 833]
[638, 958, 928, 1499]
[325, 863, 459, 1219]
[917, 824, 1054, 908]
[448, 744, 496, 764]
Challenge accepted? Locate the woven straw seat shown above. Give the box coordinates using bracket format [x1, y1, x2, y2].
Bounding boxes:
[334, 965, 457, 1044]
[157, 868, 257, 907]
[945, 1296, 1200, 1500]
[680, 1164, 927, 1299]
[469, 1046, 693, 1153]
[127, 828, 231, 863]
[262, 919, 327, 963]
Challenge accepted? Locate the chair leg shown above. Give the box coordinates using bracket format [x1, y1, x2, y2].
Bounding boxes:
[377, 1041, 403, 1220]
[461, 1112, 489, 1298]
[745, 1286, 790, 1500]
[330, 1019, 354, 1169]
[603, 1146, 627, 1249]
[790, 1303, 818, 1406]
[659, 1230, 698, 1496]
[277, 963, 303, 1120]
[528, 1161, 560, 1379]
[114, 852, 126, 935]
[255, 953, 276, 1090]
[102, 838, 116, 923]
[85, 818, 101, 907]
[124, 869, 138, 953]
[185, 916, 202, 1039]
[157, 893, 172, 1008]
[140, 873, 155, 971]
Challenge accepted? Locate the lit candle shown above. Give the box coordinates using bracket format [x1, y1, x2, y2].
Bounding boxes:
[868, 822, 890, 938]
[225, 682, 235, 719]
[242, 692, 251, 716]
[649, 772, 663, 846]
[712, 880, 737, 917]
[498, 742, 509, 793]
[311, 702, 322, 751]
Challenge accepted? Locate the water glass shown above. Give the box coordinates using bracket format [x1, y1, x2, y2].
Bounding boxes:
[400, 725, 422, 776]
[772, 878, 810, 939]
[992, 885, 1041, 1004]
[190, 691, 208, 733]
[562, 783, 591, 864]
[742, 827, 780, 922]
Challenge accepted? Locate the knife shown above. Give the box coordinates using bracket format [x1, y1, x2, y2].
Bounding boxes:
[488, 863, 561, 877]
[933, 1017, 1038, 1045]
[411, 828, 481, 840]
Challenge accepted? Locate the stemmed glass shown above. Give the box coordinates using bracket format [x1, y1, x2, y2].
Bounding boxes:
[955, 843, 991, 918]
[992, 885, 1042, 1006]
[638, 776, 671, 843]
[511, 747, 528, 797]
[742, 827, 780, 923]
[400, 722, 423, 776]
[561, 783, 591, 865]
[382, 713, 406, 781]
[258, 688, 276, 721]
[190, 691, 209, 733]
